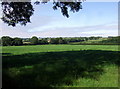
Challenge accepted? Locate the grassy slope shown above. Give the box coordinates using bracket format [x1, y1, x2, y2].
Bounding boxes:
[2, 45, 119, 88]
[69, 38, 109, 45]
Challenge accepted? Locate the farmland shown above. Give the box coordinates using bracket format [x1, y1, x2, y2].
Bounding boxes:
[2, 45, 119, 88]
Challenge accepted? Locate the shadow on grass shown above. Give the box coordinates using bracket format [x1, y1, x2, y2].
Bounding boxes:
[2, 50, 120, 88]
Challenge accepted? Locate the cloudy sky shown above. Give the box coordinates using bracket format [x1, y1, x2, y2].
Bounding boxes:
[0, 2, 118, 38]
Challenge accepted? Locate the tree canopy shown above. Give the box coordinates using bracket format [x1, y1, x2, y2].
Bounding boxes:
[30, 36, 38, 45]
[1, 0, 84, 26]
[1, 36, 23, 46]
[1, 36, 13, 46]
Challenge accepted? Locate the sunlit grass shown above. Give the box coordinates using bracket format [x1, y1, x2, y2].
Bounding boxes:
[2, 45, 119, 55]
[61, 64, 118, 87]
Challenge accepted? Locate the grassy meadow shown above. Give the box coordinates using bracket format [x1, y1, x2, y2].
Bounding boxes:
[2, 45, 119, 88]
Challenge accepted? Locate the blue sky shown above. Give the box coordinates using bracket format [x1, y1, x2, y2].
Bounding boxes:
[0, 2, 118, 38]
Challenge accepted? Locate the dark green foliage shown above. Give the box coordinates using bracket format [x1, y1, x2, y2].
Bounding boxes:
[12, 38, 23, 46]
[30, 36, 38, 45]
[1, 1, 83, 26]
[3, 50, 119, 88]
[52, 2, 82, 18]
[1, 36, 13, 46]
[1, 36, 23, 46]
[50, 38, 60, 44]
[49, 37, 86, 44]
[70, 36, 120, 45]
[99, 36, 120, 44]
[49, 37, 66, 44]
[1, 2, 34, 26]
[1, 36, 102, 46]
[22, 38, 31, 42]
[61, 39, 68, 44]
[38, 38, 49, 44]
[1, 36, 119, 46]
[86, 36, 102, 40]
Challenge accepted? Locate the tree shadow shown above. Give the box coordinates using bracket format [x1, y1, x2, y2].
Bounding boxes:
[1, 53, 12, 56]
[2, 50, 120, 88]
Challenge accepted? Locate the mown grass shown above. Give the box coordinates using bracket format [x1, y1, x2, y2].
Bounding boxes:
[1, 45, 119, 55]
[2, 45, 119, 88]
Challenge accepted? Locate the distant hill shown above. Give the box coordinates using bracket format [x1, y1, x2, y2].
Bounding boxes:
[69, 36, 120, 45]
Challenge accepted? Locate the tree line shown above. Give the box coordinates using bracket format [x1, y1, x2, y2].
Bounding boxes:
[99, 36, 120, 44]
[0, 36, 23, 46]
[1, 36, 102, 46]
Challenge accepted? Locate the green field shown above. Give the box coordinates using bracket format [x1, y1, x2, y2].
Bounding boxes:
[2, 45, 119, 88]
[69, 38, 107, 44]
[69, 37, 119, 45]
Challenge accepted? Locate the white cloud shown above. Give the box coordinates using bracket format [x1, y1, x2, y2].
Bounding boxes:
[1, 22, 118, 37]
[24, 23, 118, 37]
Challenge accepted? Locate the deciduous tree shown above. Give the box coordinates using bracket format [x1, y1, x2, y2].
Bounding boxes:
[1, 0, 84, 26]
[30, 36, 38, 45]
[1, 36, 13, 46]
[13, 37, 23, 46]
